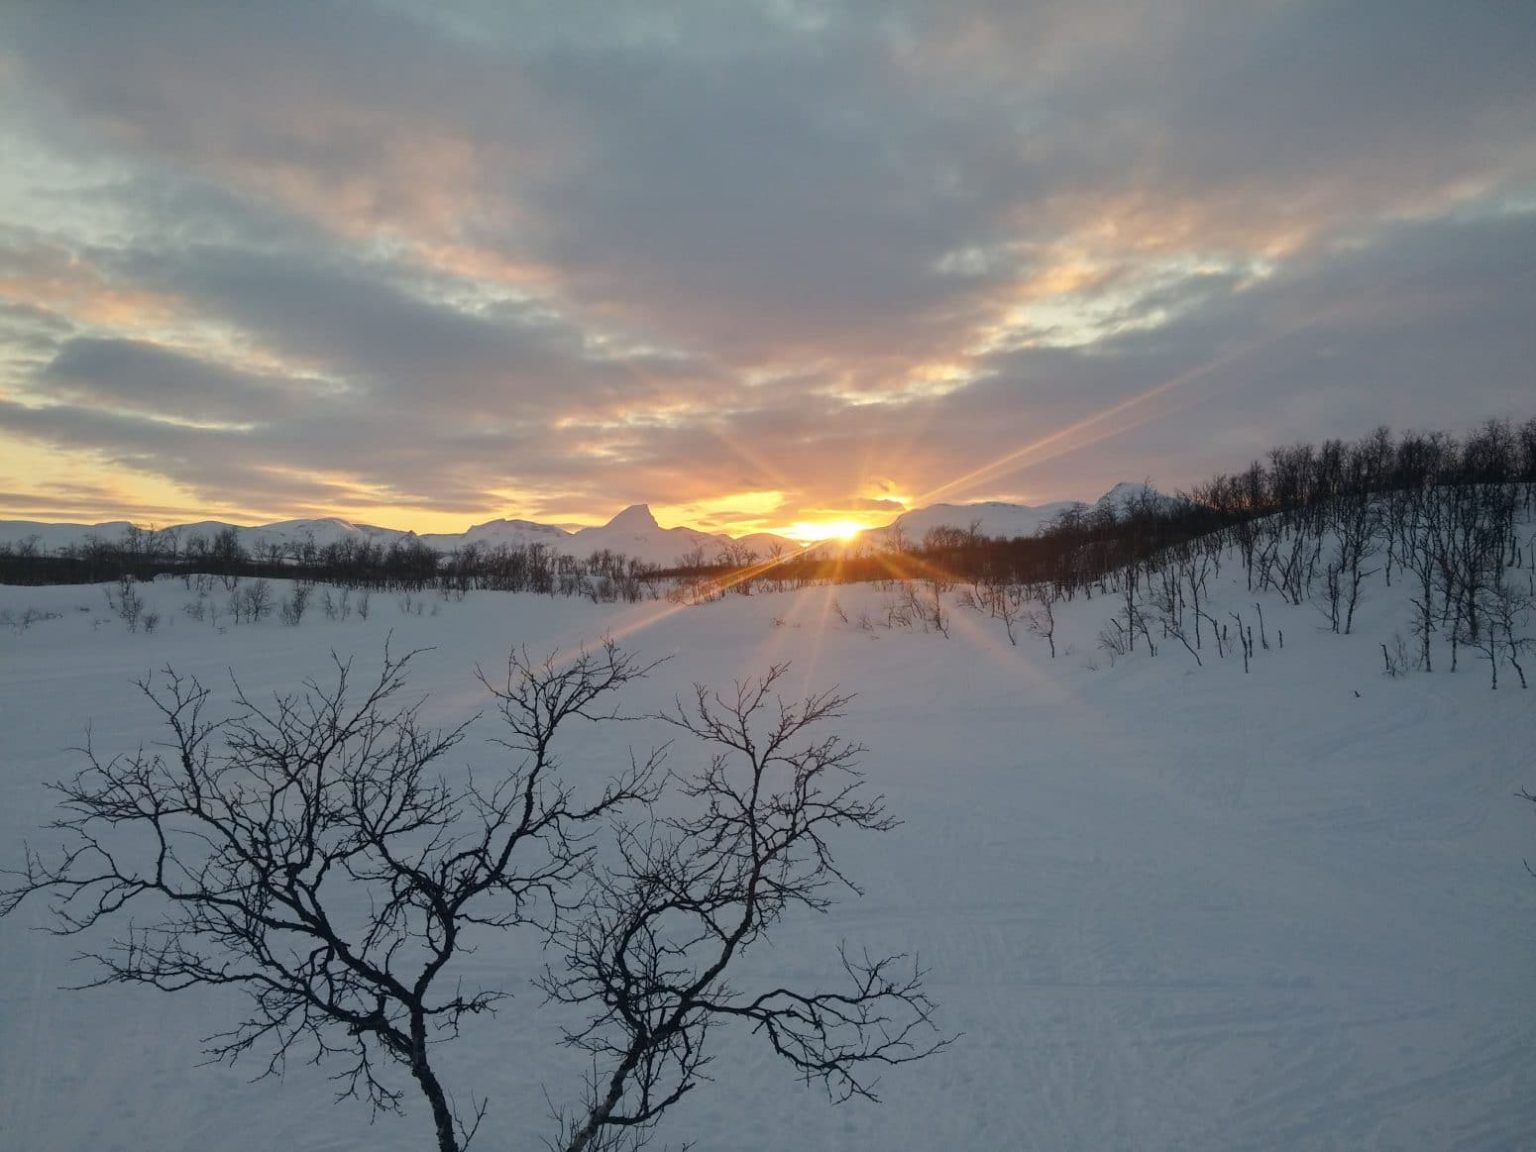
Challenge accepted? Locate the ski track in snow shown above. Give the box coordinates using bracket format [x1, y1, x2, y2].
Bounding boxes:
[1, 557, 1534, 1151]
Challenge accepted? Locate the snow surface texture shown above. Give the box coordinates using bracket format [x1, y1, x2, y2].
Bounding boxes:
[2, 550, 1533, 1150]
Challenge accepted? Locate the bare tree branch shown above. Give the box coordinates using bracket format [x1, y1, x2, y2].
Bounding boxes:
[544, 665, 952, 1151]
[2, 644, 947, 1152]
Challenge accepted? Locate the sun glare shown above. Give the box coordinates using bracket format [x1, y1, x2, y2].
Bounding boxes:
[786, 520, 865, 544]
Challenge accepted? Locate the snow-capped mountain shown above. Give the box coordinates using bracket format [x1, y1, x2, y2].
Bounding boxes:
[419, 518, 573, 553]
[0, 506, 798, 569]
[0, 519, 141, 554]
[562, 505, 799, 567]
[865, 483, 1173, 545]
[0, 484, 1171, 567]
[562, 504, 719, 567]
[1095, 480, 1174, 515]
[220, 518, 408, 555]
[0, 516, 405, 557]
[872, 499, 1085, 545]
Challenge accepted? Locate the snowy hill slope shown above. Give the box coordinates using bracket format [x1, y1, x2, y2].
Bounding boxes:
[0, 516, 411, 556]
[0, 518, 139, 552]
[223, 517, 409, 554]
[419, 517, 572, 552]
[1, 519, 1533, 1151]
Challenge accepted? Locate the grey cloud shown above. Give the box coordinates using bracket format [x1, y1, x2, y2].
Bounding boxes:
[892, 1, 1536, 217]
[0, 485, 207, 521]
[522, 43, 1027, 361]
[0, 300, 73, 336]
[5, 0, 1030, 363]
[1, 0, 1534, 527]
[0, 397, 254, 503]
[1147, 3, 1536, 190]
[110, 243, 728, 418]
[39, 337, 301, 423]
[120, 247, 561, 398]
[935, 208, 1536, 497]
[577, 207, 1536, 507]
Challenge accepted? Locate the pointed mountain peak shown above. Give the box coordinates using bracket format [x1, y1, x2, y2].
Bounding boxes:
[605, 503, 660, 531]
[1099, 480, 1153, 503]
[1097, 481, 1175, 515]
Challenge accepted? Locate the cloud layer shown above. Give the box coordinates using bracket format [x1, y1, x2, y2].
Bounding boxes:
[2, 0, 1533, 531]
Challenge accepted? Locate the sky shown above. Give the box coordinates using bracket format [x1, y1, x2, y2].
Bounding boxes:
[0, 1, 1533, 537]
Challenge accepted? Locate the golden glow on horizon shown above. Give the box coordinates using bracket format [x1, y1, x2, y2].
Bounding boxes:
[784, 519, 866, 543]
[651, 489, 787, 535]
[0, 441, 895, 539]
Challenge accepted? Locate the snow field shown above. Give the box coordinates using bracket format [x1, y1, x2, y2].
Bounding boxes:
[1, 558, 1533, 1151]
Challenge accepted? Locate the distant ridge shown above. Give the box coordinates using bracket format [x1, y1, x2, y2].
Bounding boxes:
[565, 504, 742, 567]
[0, 484, 1169, 565]
[0, 506, 797, 570]
[867, 483, 1171, 545]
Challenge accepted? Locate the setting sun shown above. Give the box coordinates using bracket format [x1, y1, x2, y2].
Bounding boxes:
[785, 520, 867, 544]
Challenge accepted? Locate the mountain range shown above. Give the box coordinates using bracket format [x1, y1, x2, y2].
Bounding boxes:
[0, 483, 1165, 568]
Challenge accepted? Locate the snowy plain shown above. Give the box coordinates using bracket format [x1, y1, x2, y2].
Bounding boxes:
[2, 553, 1534, 1151]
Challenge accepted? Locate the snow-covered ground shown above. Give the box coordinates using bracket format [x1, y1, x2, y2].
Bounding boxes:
[2, 553, 1533, 1150]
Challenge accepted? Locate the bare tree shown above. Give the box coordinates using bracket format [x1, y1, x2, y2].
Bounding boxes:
[714, 539, 760, 596]
[1, 644, 664, 1152]
[280, 582, 312, 626]
[1468, 578, 1533, 690]
[1148, 577, 1201, 667]
[210, 525, 245, 590]
[959, 578, 1027, 647]
[543, 665, 950, 1151]
[716, 539, 758, 570]
[1329, 491, 1380, 634]
[2, 646, 946, 1152]
[105, 574, 145, 632]
[1024, 585, 1057, 657]
[995, 583, 1024, 646]
[244, 578, 275, 623]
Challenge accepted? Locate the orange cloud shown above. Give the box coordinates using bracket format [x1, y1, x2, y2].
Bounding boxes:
[0, 266, 181, 331]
